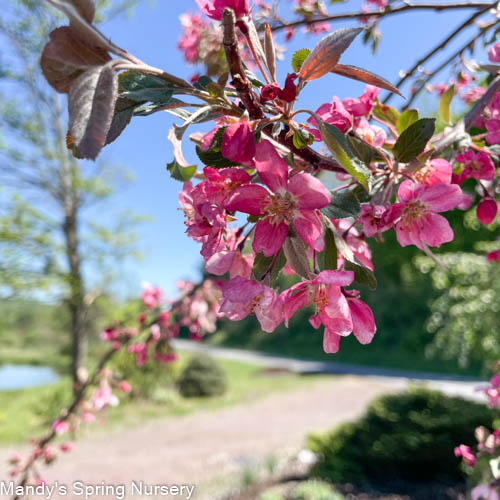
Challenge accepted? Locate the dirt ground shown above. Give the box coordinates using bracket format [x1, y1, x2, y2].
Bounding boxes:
[0, 375, 403, 499]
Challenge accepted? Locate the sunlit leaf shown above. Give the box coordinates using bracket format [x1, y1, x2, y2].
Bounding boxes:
[393, 118, 436, 163]
[439, 85, 455, 125]
[291, 49, 311, 73]
[396, 109, 419, 134]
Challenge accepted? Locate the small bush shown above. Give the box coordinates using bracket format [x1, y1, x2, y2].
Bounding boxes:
[110, 347, 177, 400]
[177, 355, 227, 398]
[308, 388, 499, 485]
[290, 480, 344, 500]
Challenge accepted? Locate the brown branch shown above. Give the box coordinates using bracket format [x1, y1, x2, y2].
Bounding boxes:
[222, 8, 344, 173]
[271, 1, 496, 32]
[402, 22, 495, 110]
[222, 8, 265, 120]
[384, 4, 492, 104]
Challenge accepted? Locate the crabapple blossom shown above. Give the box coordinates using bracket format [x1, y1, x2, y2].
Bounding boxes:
[357, 204, 395, 237]
[196, 0, 250, 20]
[221, 120, 256, 166]
[454, 444, 476, 467]
[343, 85, 379, 117]
[219, 275, 283, 332]
[308, 96, 353, 139]
[391, 180, 463, 250]
[454, 150, 495, 183]
[413, 159, 452, 186]
[141, 282, 162, 308]
[225, 140, 330, 257]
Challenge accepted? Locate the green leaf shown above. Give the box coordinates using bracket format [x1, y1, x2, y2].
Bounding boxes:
[320, 191, 360, 219]
[396, 109, 419, 134]
[118, 70, 180, 103]
[252, 250, 286, 283]
[319, 122, 372, 192]
[283, 236, 311, 279]
[345, 261, 377, 290]
[166, 160, 196, 182]
[347, 135, 383, 165]
[292, 128, 314, 149]
[317, 226, 337, 271]
[193, 75, 213, 90]
[195, 127, 240, 169]
[291, 49, 311, 73]
[439, 85, 455, 124]
[393, 118, 436, 163]
[372, 101, 400, 126]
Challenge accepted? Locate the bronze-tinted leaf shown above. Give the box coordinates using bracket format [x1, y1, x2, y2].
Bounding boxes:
[41, 26, 111, 93]
[105, 97, 140, 146]
[46, 0, 112, 51]
[299, 27, 363, 82]
[331, 64, 403, 97]
[71, 0, 95, 22]
[68, 62, 118, 160]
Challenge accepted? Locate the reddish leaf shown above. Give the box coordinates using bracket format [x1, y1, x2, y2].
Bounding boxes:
[331, 64, 403, 97]
[41, 27, 111, 93]
[68, 62, 118, 160]
[299, 27, 362, 82]
[71, 0, 95, 22]
[105, 97, 140, 146]
[46, 0, 112, 51]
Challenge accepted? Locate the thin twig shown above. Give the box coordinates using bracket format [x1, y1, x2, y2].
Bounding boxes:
[384, 4, 492, 104]
[271, 1, 496, 32]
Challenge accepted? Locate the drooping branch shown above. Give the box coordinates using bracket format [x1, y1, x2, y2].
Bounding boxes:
[384, 4, 492, 104]
[271, 1, 496, 32]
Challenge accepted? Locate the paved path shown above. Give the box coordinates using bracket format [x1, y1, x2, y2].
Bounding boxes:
[173, 339, 486, 403]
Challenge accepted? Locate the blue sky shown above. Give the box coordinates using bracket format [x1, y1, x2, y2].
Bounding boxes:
[84, 0, 490, 298]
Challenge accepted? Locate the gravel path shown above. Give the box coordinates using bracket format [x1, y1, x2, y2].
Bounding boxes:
[0, 376, 401, 499]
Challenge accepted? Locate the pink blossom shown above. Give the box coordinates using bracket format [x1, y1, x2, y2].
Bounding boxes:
[196, 0, 249, 20]
[488, 42, 500, 63]
[353, 117, 386, 148]
[260, 83, 281, 102]
[413, 159, 452, 186]
[334, 219, 374, 271]
[486, 249, 500, 262]
[178, 12, 207, 63]
[219, 276, 283, 332]
[454, 444, 476, 467]
[51, 420, 68, 435]
[357, 204, 395, 237]
[154, 352, 179, 364]
[225, 140, 330, 257]
[343, 85, 379, 117]
[486, 119, 500, 145]
[82, 411, 95, 423]
[100, 327, 118, 342]
[141, 282, 162, 308]
[308, 97, 353, 140]
[118, 381, 132, 393]
[392, 180, 463, 250]
[281, 270, 366, 353]
[477, 198, 498, 225]
[221, 121, 256, 166]
[92, 385, 119, 411]
[462, 86, 486, 104]
[60, 442, 74, 453]
[128, 342, 148, 366]
[455, 150, 495, 183]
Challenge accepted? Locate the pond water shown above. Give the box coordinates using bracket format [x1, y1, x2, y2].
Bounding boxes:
[0, 364, 60, 391]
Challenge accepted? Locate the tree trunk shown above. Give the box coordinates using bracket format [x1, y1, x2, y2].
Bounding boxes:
[63, 203, 87, 388]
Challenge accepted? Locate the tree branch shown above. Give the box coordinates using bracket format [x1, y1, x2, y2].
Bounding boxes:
[271, 1, 496, 32]
[383, 4, 492, 104]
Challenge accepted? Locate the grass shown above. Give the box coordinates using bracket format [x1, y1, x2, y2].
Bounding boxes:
[0, 353, 328, 445]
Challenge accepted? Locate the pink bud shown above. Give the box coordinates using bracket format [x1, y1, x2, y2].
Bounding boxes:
[486, 249, 500, 262]
[260, 83, 281, 102]
[51, 419, 68, 435]
[476, 198, 498, 225]
[60, 442, 74, 453]
[278, 73, 298, 103]
[118, 381, 132, 393]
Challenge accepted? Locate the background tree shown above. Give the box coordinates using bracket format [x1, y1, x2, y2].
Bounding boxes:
[0, 0, 142, 385]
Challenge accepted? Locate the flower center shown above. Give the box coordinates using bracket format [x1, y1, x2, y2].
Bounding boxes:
[312, 284, 329, 312]
[401, 200, 427, 227]
[262, 191, 297, 225]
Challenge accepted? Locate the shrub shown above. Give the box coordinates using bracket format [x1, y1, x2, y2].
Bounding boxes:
[110, 346, 177, 400]
[290, 480, 344, 500]
[307, 388, 499, 485]
[177, 355, 227, 398]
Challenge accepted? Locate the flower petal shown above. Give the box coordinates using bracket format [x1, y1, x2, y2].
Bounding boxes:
[419, 183, 463, 212]
[224, 184, 268, 215]
[254, 140, 288, 193]
[253, 219, 289, 257]
[349, 298, 376, 344]
[323, 329, 341, 353]
[288, 173, 331, 209]
[293, 210, 325, 252]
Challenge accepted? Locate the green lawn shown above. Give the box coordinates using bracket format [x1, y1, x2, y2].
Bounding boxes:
[0, 353, 328, 445]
